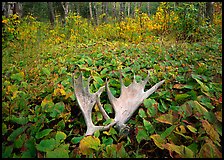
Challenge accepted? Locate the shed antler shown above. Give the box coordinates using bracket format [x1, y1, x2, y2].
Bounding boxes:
[72, 71, 165, 136]
[72, 73, 116, 135]
[106, 72, 165, 132]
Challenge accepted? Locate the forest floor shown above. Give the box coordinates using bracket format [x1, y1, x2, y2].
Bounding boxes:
[2, 18, 222, 158]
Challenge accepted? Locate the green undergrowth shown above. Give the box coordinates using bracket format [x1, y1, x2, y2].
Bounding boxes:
[2, 37, 222, 158]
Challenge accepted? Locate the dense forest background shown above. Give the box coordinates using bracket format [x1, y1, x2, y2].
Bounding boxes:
[2, 2, 222, 158]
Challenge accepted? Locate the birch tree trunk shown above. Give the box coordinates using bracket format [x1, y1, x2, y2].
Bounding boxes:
[133, 2, 137, 17]
[147, 2, 150, 16]
[89, 2, 93, 19]
[127, 2, 131, 17]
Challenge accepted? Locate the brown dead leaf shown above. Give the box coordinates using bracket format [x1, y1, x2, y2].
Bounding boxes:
[201, 120, 220, 143]
[215, 111, 222, 122]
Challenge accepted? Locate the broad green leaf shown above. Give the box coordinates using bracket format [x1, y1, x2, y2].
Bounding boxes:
[23, 137, 36, 158]
[204, 112, 216, 123]
[193, 77, 209, 92]
[57, 120, 65, 130]
[201, 120, 220, 143]
[2, 123, 7, 135]
[150, 134, 166, 149]
[156, 114, 176, 125]
[10, 72, 24, 81]
[79, 136, 101, 155]
[71, 136, 84, 144]
[14, 133, 26, 148]
[100, 68, 108, 74]
[175, 93, 191, 101]
[2, 145, 13, 158]
[7, 125, 28, 142]
[50, 102, 65, 118]
[138, 108, 147, 119]
[186, 125, 197, 133]
[42, 68, 51, 76]
[187, 142, 198, 154]
[192, 100, 208, 115]
[35, 129, 53, 139]
[143, 98, 157, 108]
[46, 148, 69, 158]
[158, 100, 167, 113]
[104, 104, 113, 114]
[93, 76, 104, 85]
[36, 138, 56, 152]
[136, 126, 149, 143]
[160, 125, 177, 139]
[197, 95, 215, 110]
[55, 131, 67, 142]
[103, 127, 117, 136]
[94, 130, 100, 138]
[102, 137, 113, 146]
[143, 119, 155, 134]
[103, 118, 114, 125]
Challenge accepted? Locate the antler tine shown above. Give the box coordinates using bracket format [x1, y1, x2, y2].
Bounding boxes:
[144, 79, 165, 99]
[142, 71, 150, 87]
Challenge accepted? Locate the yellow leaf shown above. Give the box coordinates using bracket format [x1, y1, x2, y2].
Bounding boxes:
[155, 114, 175, 125]
[12, 91, 19, 100]
[201, 120, 220, 143]
[53, 88, 60, 96]
[65, 92, 73, 99]
[164, 143, 194, 158]
[186, 125, 197, 133]
[79, 136, 101, 155]
[60, 88, 66, 96]
[215, 111, 222, 122]
[150, 134, 166, 149]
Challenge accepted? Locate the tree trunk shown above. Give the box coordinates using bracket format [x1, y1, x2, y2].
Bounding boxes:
[60, 2, 69, 26]
[93, 2, 99, 25]
[47, 2, 55, 28]
[147, 2, 150, 16]
[89, 2, 93, 19]
[205, 2, 214, 24]
[133, 2, 137, 17]
[127, 2, 131, 17]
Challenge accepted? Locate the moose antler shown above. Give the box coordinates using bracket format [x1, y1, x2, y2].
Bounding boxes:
[106, 72, 165, 132]
[72, 71, 165, 136]
[72, 73, 116, 135]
